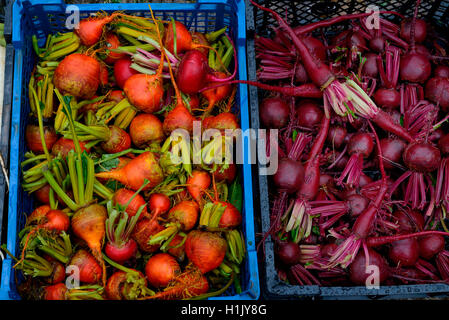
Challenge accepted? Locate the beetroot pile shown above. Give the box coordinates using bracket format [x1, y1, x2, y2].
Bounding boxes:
[252, 0, 449, 287]
[1, 9, 247, 300]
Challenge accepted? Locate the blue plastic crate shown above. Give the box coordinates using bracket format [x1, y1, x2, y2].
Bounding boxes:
[0, 0, 259, 300]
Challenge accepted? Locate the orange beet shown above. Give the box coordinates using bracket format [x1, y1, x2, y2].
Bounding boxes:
[145, 253, 181, 287]
[187, 170, 211, 202]
[217, 201, 242, 228]
[113, 188, 148, 218]
[71, 204, 107, 284]
[163, 105, 196, 134]
[185, 230, 227, 273]
[129, 114, 164, 148]
[201, 72, 232, 112]
[53, 53, 100, 99]
[44, 283, 67, 300]
[124, 74, 164, 113]
[202, 112, 239, 131]
[168, 200, 199, 231]
[51, 137, 90, 158]
[75, 14, 118, 46]
[25, 124, 58, 154]
[164, 21, 193, 55]
[104, 32, 126, 64]
[132, 218, 165, 253]
[95, 151, 164, 191]
[101, 126, 131, 154]
[69, 249, 103, 284]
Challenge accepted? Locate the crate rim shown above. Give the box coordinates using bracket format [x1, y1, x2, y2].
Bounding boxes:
[1, 0, 259, 300]
[245, 0, 449, 300]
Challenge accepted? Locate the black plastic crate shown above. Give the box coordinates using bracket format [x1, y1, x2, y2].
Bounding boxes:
[246, 0, 449, 299]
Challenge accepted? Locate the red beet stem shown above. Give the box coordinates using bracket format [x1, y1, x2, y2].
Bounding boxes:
[372, 109, 414, 142]
[199, 80, 322, 98]
[367, 230, 449, 247]
[307, 112, 331, 161]
[409, 0, 422, 52]
[298, 113, 330, 200]
[383, 30, 409, 50]
[352, 121, 387, 238]
[293, 11, 405, 36]
[249, 0, 334, 88]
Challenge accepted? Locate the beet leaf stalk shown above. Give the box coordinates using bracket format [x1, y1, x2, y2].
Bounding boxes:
[284, 110, 330, 243]
[326, 121, 387, 268]
[248, 0, 415, 143]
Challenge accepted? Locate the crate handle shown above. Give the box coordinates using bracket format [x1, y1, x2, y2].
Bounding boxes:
[197, 0, 243, 4]
[17, 0, 64, 6]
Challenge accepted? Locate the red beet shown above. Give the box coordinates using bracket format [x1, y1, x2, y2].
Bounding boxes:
[389, 238, 419, 267]
[378, 138, 407, 170]
[400, 18, 427, 44]
[399, 2, 431, 84]
[369, 36, 385, 53]
[302, 36, 326, 62]
[114, 58, 139, 89]
[393, 209, 424, 233]
[176, 50, 209, 94]
[349, 249, 389, 285]
[348, 133, 374, 158]
[346, 194, 369, 217]
[295, 63, 309, 84]
[326, 125, 347, 149]
[105, 239, 138, 264]
[403, 142, 441, 173]
[425, 77, 449, 111]
[273, 158, 305, 194]
[320, 243, 338, 258]
[438, 133, 449, 156]
[419, 234, 445, 260]
[362, 53, 379, 77]
[296, 100, 323, 129]
[358, 173, 373, 188]
[276, 241, 301, 266]
[434, 65, 449, 78]
[259, 97, 290, 129]
[373, 88, 401, 109]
